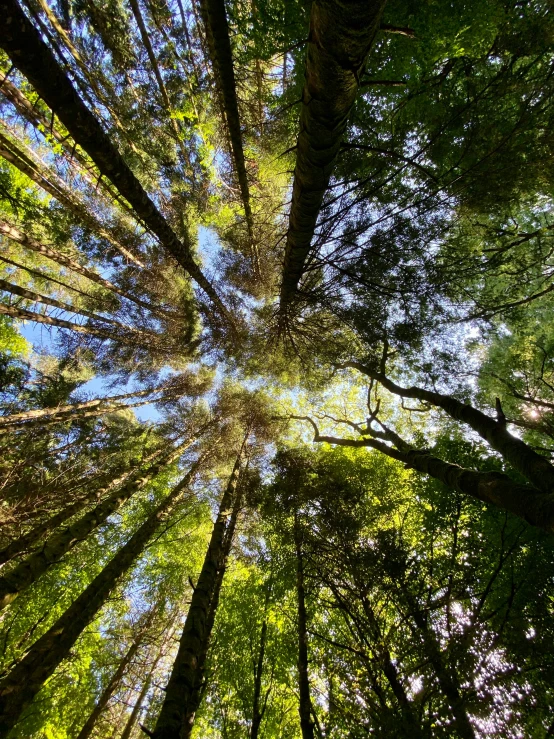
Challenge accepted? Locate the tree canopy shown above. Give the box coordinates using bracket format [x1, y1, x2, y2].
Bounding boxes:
[0, 0, 554, 736]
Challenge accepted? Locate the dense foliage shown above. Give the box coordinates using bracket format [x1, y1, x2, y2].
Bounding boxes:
[0, 0, 554, 736]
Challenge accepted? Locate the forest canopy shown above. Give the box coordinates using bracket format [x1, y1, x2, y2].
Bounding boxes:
[0, 0, 554, 736]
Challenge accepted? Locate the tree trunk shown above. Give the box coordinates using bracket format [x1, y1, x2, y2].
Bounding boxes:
[182, 483, 243, 734]
[0, 448, 165, 565]
[303, 420, 554, 532]
[0, 383, 167, 431]
[0, 128, 145, 267]
[198, 0, 254, 245]
[0, 461, 202, 735]
[0, 436, 198, 610]
[120, 641, 166, 739]
[0, 276, 160, 337]
[76, 609, 155, 739]
[408, 605, 475, 739]
[343, 360, 554, 495]
[279, 0, 386, 314]
[0, 0, 230, 321]
[0, 219, 175, 318]
[294, 510, 315, 739]
[152, 435, 248, 738]
[250, 580, 271, 739]
[0, 299, 147, 344]
[0, 72, 137, 217]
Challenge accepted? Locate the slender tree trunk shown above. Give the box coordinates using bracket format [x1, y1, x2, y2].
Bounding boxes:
[0, 436, 198, 610]
[0, 448, 165, 565]
[0, 72, 136, 215]
[152, 435, 249, 739]
[0, 397, 158, 434]
[120, 640, 166, 739]
[0, 219, 176, 318]
[0, 461, 202, 735]
[0, 0, 230, 320]
[294, 510, 315, 739]
[0, 383, 167, 431]
[0, 128, 145, 266]
[343, 360, 554, 495]
[198, 0, 255, 248]
[183, 484, 243, 733]
[76, 610, 154, 739]
[279, 0, 386, 314]
[250, 580, 271, 739]
[408, 605, 475, 739]
[0, 276, 159, 337]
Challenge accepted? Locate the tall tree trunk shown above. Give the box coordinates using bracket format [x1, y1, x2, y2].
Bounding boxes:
[182, 485, 243, 733]
[294, 510, 315, 739]
[76, 609, 155, 739]
[0, 128, 145, 266]
[0, 383, 167, 431]
[0, 298, 149, 345]
[0, 0, 230, 321]
[120, 638, 166, 739]
[0, 447, 165, 565]
[152, 434, 249, 738]
[342, 360, 554, 495]
[0, 461, 202, 735]
[0, 72, 137, 216]
[250, 579, 272, 739]
[0, 276, 160, 337]
[0, 436, 199, 610]
[279, 0, 386, 315]
[198, 0, 255, 250]
[301, 418, 554, 532]
[0, 219, 177, 318]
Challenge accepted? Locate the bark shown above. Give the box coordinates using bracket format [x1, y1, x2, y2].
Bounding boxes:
[0, 462, 201, 736]
[120, 643, 165, 739]
[0, 398, 156, 434]
[294, 511, 315, 739]
[76, 610, 155, 739]
[0, 437, 197, 610]
[0, 449, 165, 565]
[279, 0, 386, 313]
[198, 0, 254, 246]
[152, 435, 248, 739]
[343, 361, 554, 494]
[295, 417, 554, 532]
[0, 0, 230, 320]
[182, 483, 243, 735]
[0, 71, 137, 216]
[0, 277, 159, 338]
[250, 580, 271, 739]
[0, 383, 167, 431]
[0, 127, 144, 266]
[0, 303, 136, 345]
[0, 219, 174, 317]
